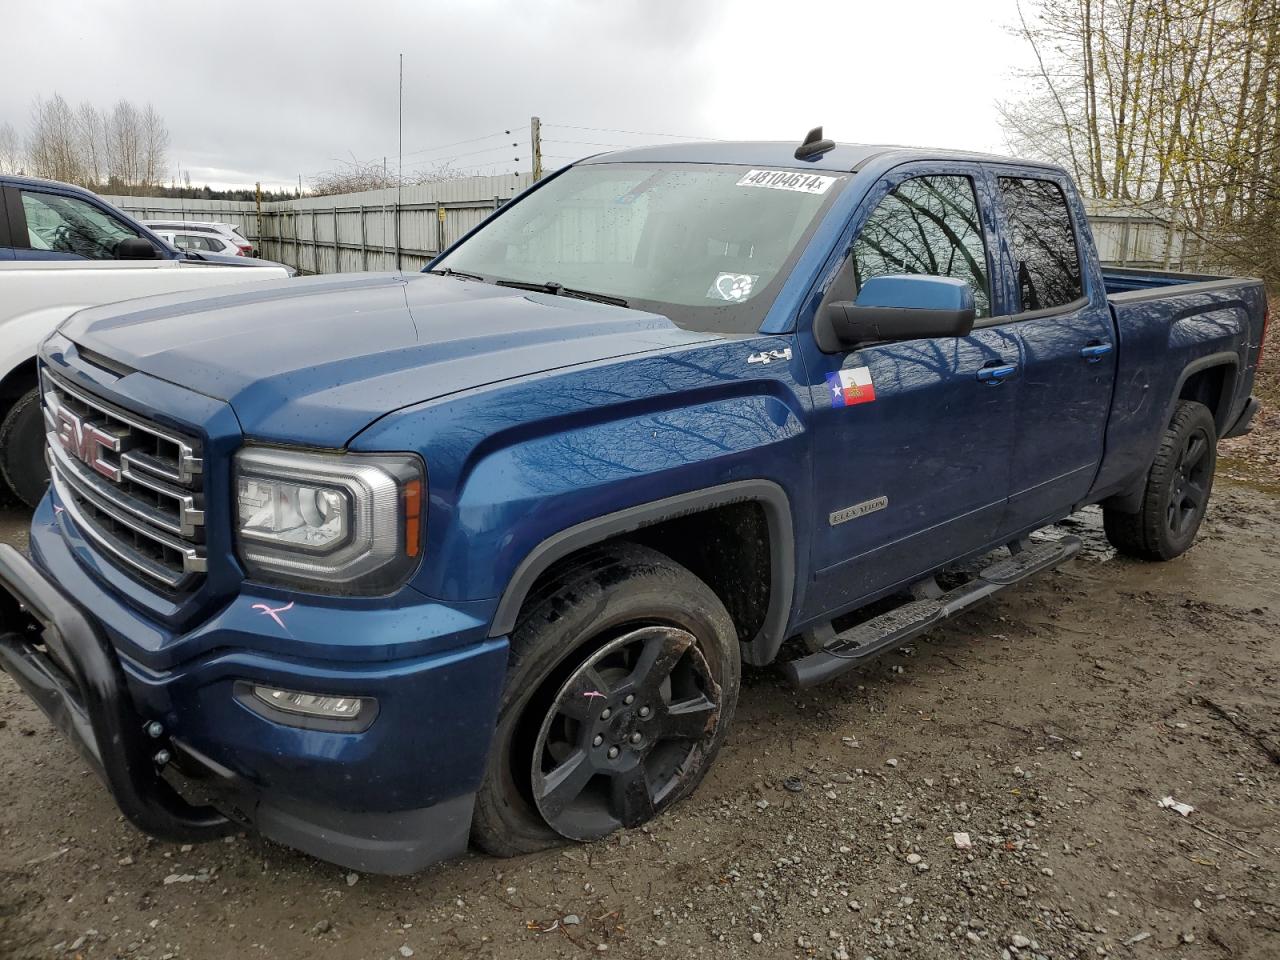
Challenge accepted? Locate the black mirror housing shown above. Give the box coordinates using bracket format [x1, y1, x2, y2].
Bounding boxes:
[816, 274, 976, 351]
[825, 300, 976, 346]
[116, 237, 160, 260]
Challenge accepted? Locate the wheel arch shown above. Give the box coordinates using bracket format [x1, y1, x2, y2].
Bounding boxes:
[489, 480, 796, 667]
[0, 356, 38, 408]
[1103, 351, 1238, 514]
[1173, 352, 1239, 436]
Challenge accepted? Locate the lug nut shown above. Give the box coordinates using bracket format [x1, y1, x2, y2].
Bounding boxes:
[623, 694, 635, 705]
[146, 721, 164, 738]
[630, 732, 643, 744]
[607, 746, 620, 760]
[600, 708, 612, 720]
[592, 734, 604, 747]
[153, 749, 171, 767]
[638, 706, 652, 719]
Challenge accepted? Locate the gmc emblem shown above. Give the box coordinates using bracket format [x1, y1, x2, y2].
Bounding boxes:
[53, 406, 122, 481]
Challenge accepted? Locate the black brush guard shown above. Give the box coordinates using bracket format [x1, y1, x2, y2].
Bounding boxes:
[0, 543, 230, 842]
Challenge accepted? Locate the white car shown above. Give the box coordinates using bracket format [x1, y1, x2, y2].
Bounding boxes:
[143, 220, 255, 257]
[152, 228, 244, 257]
[1, 177, 290, 506]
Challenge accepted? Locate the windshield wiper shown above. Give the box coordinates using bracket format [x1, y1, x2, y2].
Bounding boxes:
[494, 279, 629, 309]
[427, 267, 486, 281]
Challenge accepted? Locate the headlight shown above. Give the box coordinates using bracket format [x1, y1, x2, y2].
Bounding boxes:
[234, 447, 423, 594]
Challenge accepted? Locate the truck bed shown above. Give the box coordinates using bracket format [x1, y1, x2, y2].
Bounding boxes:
[1092, 269, 1267, 504]
[1102, 265, 1235, 296]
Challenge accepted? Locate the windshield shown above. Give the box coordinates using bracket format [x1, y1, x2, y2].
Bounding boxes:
[433, 162, 848, 334]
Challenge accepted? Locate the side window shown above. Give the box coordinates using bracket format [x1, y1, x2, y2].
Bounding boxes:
[173, 234, 207, 252]
[851, 175, 991, 318]
[997, 177, 1083, 313]
[20, 191, 138, 260]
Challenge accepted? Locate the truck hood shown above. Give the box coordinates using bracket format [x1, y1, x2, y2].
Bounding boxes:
[61, 273, 717, 445]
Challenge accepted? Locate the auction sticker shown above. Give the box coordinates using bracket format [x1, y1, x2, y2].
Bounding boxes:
[825, 366, 876, 407]
[737, 169, 836, 194]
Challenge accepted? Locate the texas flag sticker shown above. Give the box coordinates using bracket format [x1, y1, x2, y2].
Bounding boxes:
[826, 366, 876, 407]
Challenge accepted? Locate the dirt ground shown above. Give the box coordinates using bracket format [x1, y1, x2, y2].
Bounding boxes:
[1, 479, 1277, 960]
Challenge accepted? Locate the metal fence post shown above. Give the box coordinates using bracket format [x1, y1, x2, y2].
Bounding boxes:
[394, 197, 402, 272]
[360, 205, 367, 272]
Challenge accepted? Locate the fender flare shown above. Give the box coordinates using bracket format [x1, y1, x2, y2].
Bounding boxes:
[1104, 351, 1239, 513]
[1169, 351, 1240, 436]
[488, 479, 796, 665]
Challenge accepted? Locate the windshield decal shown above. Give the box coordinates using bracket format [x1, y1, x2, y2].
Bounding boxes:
[736, 169, 837, 194]
[707, 273, 758, 302]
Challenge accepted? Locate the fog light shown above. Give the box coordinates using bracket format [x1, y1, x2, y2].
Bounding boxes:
[251, 685, 366, 720]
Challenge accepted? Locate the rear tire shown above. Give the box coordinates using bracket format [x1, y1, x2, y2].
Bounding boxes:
[1103, 400, 1216, 561]
[471, 543, 740, 857]
[0, 388, 48, 509]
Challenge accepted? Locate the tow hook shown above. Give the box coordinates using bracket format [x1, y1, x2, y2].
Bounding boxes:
[144, 720, 170, 767]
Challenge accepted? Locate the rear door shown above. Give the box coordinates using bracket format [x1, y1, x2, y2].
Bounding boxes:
[986, 168, 1114, 532]
[801, 163, 1023, 618]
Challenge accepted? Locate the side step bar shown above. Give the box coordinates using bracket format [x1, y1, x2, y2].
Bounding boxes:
[781, 536, 1082, 689]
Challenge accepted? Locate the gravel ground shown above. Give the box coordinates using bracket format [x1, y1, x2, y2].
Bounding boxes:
[1, 482, 1277, 960]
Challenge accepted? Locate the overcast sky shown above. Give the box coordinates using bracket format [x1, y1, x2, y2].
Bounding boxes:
[4, 0, 1033, 190]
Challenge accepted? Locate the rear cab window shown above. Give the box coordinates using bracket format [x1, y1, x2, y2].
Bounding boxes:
[996, 176, 1084, 313]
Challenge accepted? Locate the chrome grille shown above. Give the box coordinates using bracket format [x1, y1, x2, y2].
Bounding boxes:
[42, 370, 206, 591]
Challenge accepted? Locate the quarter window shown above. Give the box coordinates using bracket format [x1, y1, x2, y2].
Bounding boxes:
[851, 175, 991, 318]
[997, 177, 1083, 312]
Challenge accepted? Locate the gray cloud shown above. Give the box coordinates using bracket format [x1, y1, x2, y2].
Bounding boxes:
[2, 0, 1023, 190]
[3, 0, 722, 189]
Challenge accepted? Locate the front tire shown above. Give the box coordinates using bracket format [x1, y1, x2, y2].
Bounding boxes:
[0, 388, 48, 509]
[1103, 400, 1217, 561]
[472, 543, 740, 857]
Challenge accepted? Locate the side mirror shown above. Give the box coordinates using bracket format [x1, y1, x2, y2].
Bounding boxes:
[818, 275, 976, 351]
[115, 236, 160, 260]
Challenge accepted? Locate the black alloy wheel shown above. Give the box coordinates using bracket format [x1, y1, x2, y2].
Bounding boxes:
[1166, 425, 1213, 540]
[530, 624, 722, 842]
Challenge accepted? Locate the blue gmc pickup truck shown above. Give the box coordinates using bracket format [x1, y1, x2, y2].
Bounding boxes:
[0, 131, 1267, 874]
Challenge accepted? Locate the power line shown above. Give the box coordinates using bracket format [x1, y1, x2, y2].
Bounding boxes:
[543, 138, 635, 149]
[403, 141, 522, 169]
[401, 125, 524, 159]
[543, 121, 726, 142]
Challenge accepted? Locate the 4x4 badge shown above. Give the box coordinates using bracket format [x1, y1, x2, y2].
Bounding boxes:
[747, 348, 792, 365]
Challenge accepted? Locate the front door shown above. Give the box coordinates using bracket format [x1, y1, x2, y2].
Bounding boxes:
[11, 187, 147, 261]
[802, 167, 1022, 619]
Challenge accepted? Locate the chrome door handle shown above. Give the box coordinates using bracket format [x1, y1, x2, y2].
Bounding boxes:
[1080, 342, 1113, 362]
[977, 363, 1017, 384]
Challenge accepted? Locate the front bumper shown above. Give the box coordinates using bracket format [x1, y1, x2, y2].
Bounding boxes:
[0, 503, 510, 875]
[0, 543, 231, 842]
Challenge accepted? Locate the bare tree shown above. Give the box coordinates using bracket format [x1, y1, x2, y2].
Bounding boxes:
[140, 103, 169, 187]
[1002, 0, 1280, 283]
[0, 121, 21, 174]
[106, 99, 142, 188]
[18, 93, 170, 191]
[309, 156, 467, 196]
[77, 102, 106, 184]
[27, 93, 86, 183]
